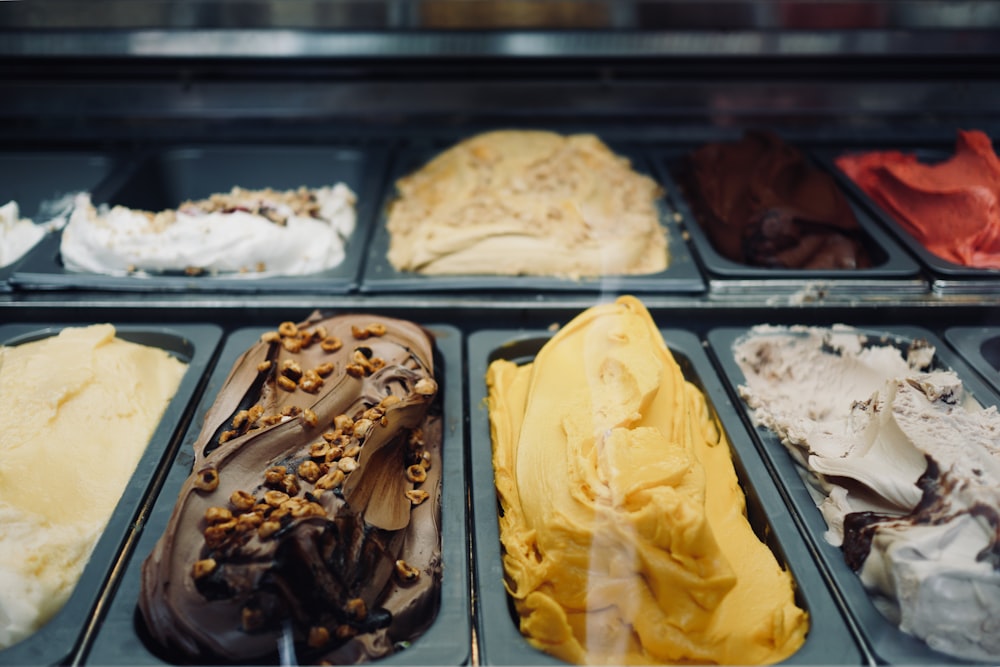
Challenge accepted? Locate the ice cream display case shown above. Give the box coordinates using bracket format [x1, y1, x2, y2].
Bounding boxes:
[2, 1, 1000, 666]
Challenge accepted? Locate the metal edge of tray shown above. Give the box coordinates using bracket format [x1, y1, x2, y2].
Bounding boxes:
[706, 323, 999, 665]
[944, 326, 1000, 397]
[467, 327, 863, 666]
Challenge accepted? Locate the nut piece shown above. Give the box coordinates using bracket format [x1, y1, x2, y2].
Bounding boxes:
[380, 395, 402, 408]
[276, 375, 297, 392]
[333, 414, 354, 432]
[320, 336, 343, 352]
[338, 457, 358, 473]
[395, 559, 420, 583]
[314, 362, 335, 377]
[258, 520, 281, 540]
[204, 506, 234, 524]
[315, 469, 346, 490]
[260, 331, 281, 344]
[264, 466, 287, 486]
[345, 598, 367, 621]
[414, 378, 437, 396]
[301, 408, 318, 427]
[257, 360, 272, 373]
[406, 464, 427, 484]
[405, 489, 430, 505]
[278, 321, 299, 337]
[194, 467, 220, 492]
[264, 490, 290, 507]
[308, 626, 330, 649]
[191, 558, 217, 580]
[280, 358, 303, 381]
[230, 490, 256, 512]
[297, 460, 322, 483]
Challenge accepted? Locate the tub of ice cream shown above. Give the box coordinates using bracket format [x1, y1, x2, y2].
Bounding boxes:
[823, 130, 1000, 295]
[360, 131, 705, 295]
[11, 144, 389, 294]
[708, 324, 1000, 664]
[945, 326, 1000, 396]
[467, 297, 862, 666]
[0, 321, 221, 666]
[84, 314, 470, 666]
[651, 132, 925, 298]
[0, 151, 120, 290]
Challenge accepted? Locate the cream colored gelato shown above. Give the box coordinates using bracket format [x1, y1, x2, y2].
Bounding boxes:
[387, 130, 668, 278]
[0, 201, 45, 268]
[60, 184, 356, 278]
[0, 324, 187, 649]
[735, 326, 1000, 662]
[487, 296, 806, 665]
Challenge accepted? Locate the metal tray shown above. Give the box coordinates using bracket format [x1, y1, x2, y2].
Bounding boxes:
[0, 322, 221, 666]
[945, 326, 1000, 396]
[83, 321, 470, 666]
[11, 144, 389, 294]
[0, 151, 121, 291]
[360, 142, 705, 295]
[467, 327, 862, 665]
[707, 324, 1000, 664]
[651, 146, 926, 297]
[818, 146, 1000, 295]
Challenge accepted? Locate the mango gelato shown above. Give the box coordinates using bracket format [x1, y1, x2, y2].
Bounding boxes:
[0, 324, 187, 649]
[486, 296, 807, 665]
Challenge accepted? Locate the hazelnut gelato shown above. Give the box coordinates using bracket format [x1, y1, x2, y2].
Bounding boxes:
[139, 313, 443, 663]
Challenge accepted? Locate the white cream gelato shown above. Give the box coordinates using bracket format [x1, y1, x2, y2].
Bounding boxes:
[0, 201, 45, 268]
[734, 325, 1000, 662]
[60, 184, 356, 278]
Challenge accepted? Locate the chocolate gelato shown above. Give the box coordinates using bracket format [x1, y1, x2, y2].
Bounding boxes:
[679, 131, 872, 269]
[139, 313, 443, 663]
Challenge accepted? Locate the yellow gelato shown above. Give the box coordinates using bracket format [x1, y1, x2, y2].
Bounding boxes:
[0, 324, 187, 649]
[387, 130, 668, 278]
[486, 296, 807, 664]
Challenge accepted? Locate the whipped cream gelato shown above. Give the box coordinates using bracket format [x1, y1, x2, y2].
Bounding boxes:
[0, 201, 45, 268]
[734, 325, 1000, 662]
[60, 184, 356, 278]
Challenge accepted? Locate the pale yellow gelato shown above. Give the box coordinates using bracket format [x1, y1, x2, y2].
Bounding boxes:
[0, 324, 187, 649]
[387, 130, 668, 278]
[486, 296, 807, 664]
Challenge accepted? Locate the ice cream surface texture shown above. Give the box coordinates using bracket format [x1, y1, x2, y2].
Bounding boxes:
[835, 129, 1000, 269]
[61, 184, 356, 277]
[0, 200, 45, 268]
[734, 325, 1000, 661]
[486, 296, 807, 665]
[386, 130, 668, 278]
[140, 313, 442, 664]
[680, 131, 872, 269]
[0, 324, 187, 650]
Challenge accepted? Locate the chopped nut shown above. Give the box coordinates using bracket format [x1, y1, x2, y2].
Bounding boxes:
[351, 325, 368, 340]
[344, 444, 361, 459]
[261, 414, 284, 427]
[281, 474, 300, 496]
[297, 460, 322, 483]
[314, 325, 328, 341]
[334, 414, 354, 432]
[405, 489, 430, 505]
[320, 336, 343, 352]
[203, 522, 237, 548]
[315, 469, 346, 490]
[242, 606, 266, 632]
[362, 406, 384, 421]
[366, 322, 387, 337]
[308, 626, 330, 649]
[204, 506, 234, 524]
[309, 441, 331, 459]
[257, 360, 272, 373]
[345, 363, 366, 378]
[419, 450, 432, 470]
[338, 457, 358, 473]
[248, 405, 265, 423]
[314, 362, 335, 377]
[406, 464, 427, 483]
[370, 357, 386, 371]
[261, 331, 281, 344]
[414, 378, 437, 396]
[299, 373, 323, 394]
[280, 405, 301, 417]
[192, 558, 217, 579]
[232, 409, 251, 428]
[194, 467, 220, 492]
[380, 395, 401, 408]
[408, 428, 425, 449]
[218, 429, 237, 444]
[264, 490, 290, 507]
[264, 466, 287, 486]
[258, 520, 281, 539]
[302, 408, 318, 427]
[345, 598, 367, 620]
[278, 321, 299, 337]
[280, 358, 303, 381]
[238, 513, 263, 529]
[282, 337, 303, 353]
[291, 502, 326, 519]
[276, 375, 297, 392]
[324, 445, 345, 462]
[353, 418, 374, 438]
[395, 559, 420, 583]
[230, 490, 256, 512]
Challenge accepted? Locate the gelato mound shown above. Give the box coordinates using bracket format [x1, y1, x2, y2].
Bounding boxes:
[0, 201, 46, 268]
[386, 130, 668, 278]
[60, 184, 356, 277]
[835, 129, 1000, 269]
[680, 131, 872, 269]
[0, 324, 187, 649]
[487, 295, 807, 665]
[735, 325, 1000, 662]
[139, 313, 443, 664]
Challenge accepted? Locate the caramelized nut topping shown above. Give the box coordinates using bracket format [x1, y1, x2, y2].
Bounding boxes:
[353, 418, 374, 438]
[261, 331, 281, 344]
[320, 336, 343, 352]
[194, 467, 220, 492]
[258, 520, 281, 540]
[324, 445, 345, 463]
[232, 409, 251, 428]
[282, 337, 303, 353]
[338, 457, 358, 473]
[248, 405, 265, 423]
[302, 408, 318, 427]
[238, 513, 263, 529]
[230, 490, 256, 512]
[380, 395, 402, 408]
[419, 450, 432, 470]
[405, 489, 430, 505]
[309, 441, 331, 459]
[395, 559, 420, 583]
[264, 466, 287, 486]
[414, 378, 437, 396]
[264, 490, 290, 507]
[344, 444, 361, 459]
[280, 405, 301, 418]
[297, 460, 322, 483]
[315, 469, 346, 490]
[278, 321, 298, 337]
[280, 359, 303, 380]
[362, 406, 384, 421]
[345, 598, 367, 620]
[314, 362, 335, 377]
[406, 464, 427, 483]
[257, 360, 272, 373]
[333, 414, 354, 431]
[281, 474, 300, 496]
[218, 429, 237, 444]
[204, 506, 234, 524]
[345, 363, 365, 378]
[308, 626, 330, 649]
[276, 375, 297, 392]
[192, 558, 217, 579]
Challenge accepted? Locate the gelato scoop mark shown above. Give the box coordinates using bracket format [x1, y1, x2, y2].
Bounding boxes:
[835, 129, 1000, 270]
[679, 131, 872, 269]
[486, 296, 807, 665]
[60, 184, 356, 278]
[139, 313, 443, 664]
[735, 326, 1000, 662]
[386, 130, 668, 278]
[0, 324, 187, 650]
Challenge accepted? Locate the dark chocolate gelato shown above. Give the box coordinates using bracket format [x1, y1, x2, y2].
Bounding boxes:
[679, 131, 872, 269]
[139, 313, 442, 664]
